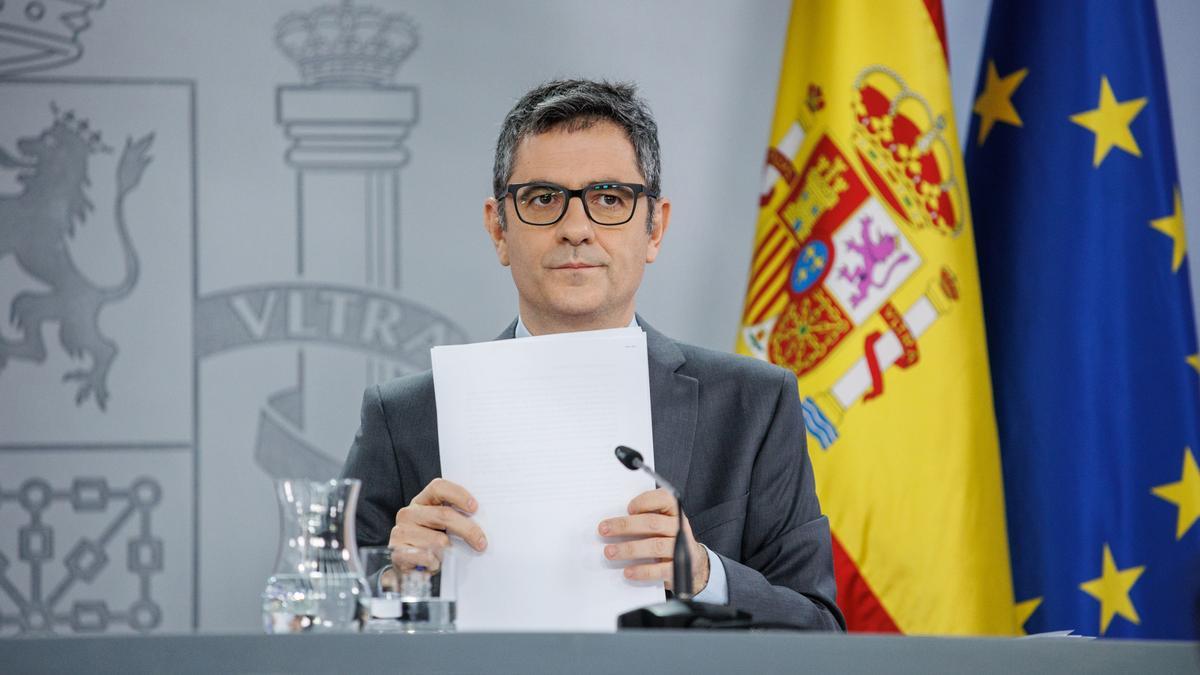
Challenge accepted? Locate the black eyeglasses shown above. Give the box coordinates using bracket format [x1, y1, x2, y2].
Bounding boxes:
[500, 181, 657, 226]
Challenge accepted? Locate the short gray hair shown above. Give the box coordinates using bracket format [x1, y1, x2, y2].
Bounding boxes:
[492, 79, 661, 230]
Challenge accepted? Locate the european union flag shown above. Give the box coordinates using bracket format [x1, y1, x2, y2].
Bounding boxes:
[965, 0, 1200, 639]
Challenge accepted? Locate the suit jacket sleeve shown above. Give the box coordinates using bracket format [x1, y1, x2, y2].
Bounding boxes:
[719, 368, 845, 630]
[340, 384, 404, 547]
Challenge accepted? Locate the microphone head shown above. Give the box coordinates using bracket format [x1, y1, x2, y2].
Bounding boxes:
[614, 445, 644, 470]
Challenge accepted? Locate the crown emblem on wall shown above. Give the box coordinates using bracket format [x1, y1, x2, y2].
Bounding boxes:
[48, 102, 111, 153]
[0, 0, 106, 77]
[276, 0, 419, 87]
[849, 66, 963, 236]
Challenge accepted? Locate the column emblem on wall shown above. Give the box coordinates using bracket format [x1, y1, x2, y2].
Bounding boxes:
[193, 0, 467, 480]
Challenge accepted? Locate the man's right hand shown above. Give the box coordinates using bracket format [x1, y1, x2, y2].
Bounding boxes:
[389, 478, 487, 571]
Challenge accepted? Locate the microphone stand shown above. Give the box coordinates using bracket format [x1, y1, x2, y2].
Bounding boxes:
[613, 446, 752, 629]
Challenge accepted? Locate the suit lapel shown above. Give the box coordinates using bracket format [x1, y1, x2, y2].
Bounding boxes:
[640, 318, 698, 499]
[495, 319, 519, 340]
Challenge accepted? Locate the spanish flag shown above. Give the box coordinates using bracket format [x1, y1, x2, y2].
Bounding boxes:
[736, 1, 1015, 633]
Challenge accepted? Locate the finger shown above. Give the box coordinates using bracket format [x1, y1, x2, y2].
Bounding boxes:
[623, 560, 672, 583]
[598, 513, 676, 538]
[389, 521, 451, 551]
[412, 478, 478, 513]
[394, 504, 487, 551]
[604, 536, 675, 562]
[409, 504, 488, 551]
[627, 488, 676, 516]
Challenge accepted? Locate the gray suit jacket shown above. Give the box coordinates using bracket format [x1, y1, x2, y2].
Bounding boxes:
[341, 319, 845, 630]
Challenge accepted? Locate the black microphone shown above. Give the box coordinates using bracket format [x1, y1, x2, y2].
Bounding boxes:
[611, 445, 752, 629]
[613, 445, 692, 599]
[614, 444, 643, 470]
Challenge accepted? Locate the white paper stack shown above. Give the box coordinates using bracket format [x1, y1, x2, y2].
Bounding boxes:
[431, 326, 662, 632]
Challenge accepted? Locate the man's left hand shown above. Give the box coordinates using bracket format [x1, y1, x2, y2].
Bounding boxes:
[598, 488, 709, 593]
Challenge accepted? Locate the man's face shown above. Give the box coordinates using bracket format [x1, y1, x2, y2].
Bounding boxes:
[484, 120, 670, 333]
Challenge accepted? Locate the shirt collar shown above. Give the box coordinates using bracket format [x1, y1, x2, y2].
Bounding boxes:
[515, 314, 639, 338]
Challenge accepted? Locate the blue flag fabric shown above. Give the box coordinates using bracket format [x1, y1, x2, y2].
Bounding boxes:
[966, 0, 1200, 639]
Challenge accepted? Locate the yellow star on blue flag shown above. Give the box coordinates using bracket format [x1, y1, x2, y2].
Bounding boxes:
[1070, 76, 1147, 167]
[973, 60, 1028, 146]
[1152, 448, 1200, 540]
[1079, 544, 1145, 635]
[1149, 188, 1187, 273]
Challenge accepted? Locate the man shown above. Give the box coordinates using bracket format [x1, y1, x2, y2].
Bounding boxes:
[341, 79, 844, 630]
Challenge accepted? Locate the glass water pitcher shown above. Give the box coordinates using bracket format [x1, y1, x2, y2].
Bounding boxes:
[262, 478, 369, 633]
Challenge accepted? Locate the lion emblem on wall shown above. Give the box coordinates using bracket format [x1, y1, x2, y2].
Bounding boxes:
[0, 105, 153, 409]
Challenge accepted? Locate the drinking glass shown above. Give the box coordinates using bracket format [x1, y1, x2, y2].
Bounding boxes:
[359, 545, 457, 633]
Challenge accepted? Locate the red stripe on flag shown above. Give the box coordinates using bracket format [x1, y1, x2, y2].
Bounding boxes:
[831, 533, 901, 633]
[922, 0, 949, 66]
[753, 230, 787, 276]
[744, 244, 790, 321]
[747, 289, 784, 326]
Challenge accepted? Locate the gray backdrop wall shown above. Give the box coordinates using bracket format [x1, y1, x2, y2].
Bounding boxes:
[1, 0, 1197, 635]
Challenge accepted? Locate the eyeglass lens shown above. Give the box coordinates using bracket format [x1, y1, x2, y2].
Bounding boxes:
[515, 183, 638, 225]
